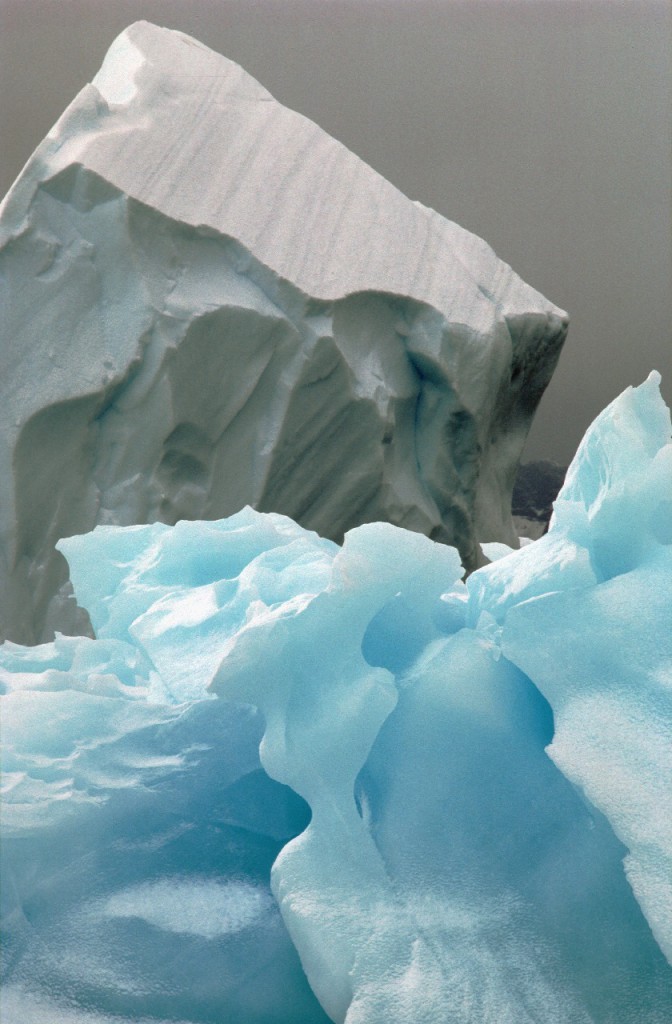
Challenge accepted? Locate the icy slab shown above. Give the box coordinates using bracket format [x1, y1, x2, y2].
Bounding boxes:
[2, 375, 671, 1023]
[0, 20, 567, 643]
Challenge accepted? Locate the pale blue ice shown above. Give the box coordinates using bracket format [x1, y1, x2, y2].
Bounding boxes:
[1, 373, 671, 1023]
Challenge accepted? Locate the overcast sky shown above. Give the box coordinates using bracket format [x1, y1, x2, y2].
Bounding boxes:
[1, 0, 670, 463]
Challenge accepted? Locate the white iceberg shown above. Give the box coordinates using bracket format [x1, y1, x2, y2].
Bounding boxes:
[0, 21, 567, 644]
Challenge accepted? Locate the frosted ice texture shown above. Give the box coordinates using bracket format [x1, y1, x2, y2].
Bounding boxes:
[1, 373, 671, 1022]
[0, 20, 568, 644]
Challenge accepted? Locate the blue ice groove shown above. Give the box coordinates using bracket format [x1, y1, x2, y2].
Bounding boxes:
[1, 372, 671, 1023]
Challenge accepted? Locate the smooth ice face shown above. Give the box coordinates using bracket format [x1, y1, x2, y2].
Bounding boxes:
[474, 371, 672, 963]
[0, 20, 567, 644]
[1, 376, 671, 1024]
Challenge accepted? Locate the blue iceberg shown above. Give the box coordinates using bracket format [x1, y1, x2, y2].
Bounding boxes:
[2, 372, 671, 1023]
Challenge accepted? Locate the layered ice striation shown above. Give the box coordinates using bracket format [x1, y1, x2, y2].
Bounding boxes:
[1, 374, 671, 1023]
[0, 20, 568, 643]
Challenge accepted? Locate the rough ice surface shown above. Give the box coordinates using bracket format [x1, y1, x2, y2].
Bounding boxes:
[1, 374, 671, 1023]
[0, 20, 568, 644]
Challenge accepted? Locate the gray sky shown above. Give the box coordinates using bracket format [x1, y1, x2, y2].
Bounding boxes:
[1, 0, 670, 464]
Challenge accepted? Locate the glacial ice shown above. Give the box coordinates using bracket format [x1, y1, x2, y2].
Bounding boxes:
[0, 20, 568, 644]
[1, 374, 671, 1024]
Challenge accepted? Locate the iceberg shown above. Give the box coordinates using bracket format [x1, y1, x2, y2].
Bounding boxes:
[0, 20, 567, 644]
[2, 373, 671, 1023]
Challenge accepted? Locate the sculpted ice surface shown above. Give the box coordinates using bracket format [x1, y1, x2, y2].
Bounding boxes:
[0, 21, 567, 643]
[3, 18, 665, 1024]
[1, 375, 671, 1023]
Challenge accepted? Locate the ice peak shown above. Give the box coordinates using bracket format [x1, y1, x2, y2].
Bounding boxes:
[0, 23, 567, 644]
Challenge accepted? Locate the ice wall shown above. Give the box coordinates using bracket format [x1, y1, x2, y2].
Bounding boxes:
[0, 21, 567, 643]
[1, 375, 670, 1023]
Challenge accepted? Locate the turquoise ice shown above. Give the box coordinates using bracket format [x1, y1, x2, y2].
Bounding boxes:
[2, 373, 671, 1022]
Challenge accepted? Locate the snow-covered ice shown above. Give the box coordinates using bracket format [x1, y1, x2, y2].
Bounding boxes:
[0, 21, 567, 643]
